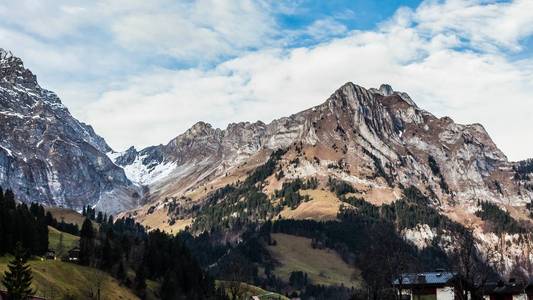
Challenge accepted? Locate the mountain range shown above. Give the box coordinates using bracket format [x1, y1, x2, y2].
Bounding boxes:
[1, 48, 532, 275]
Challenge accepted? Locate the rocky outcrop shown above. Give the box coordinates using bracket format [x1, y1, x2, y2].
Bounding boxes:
[114, 82, 532, 211]
[0, 49, 141, 213]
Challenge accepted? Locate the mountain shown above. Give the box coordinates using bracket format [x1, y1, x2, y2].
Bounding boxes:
[0, 49, 141, 213]
[1, 47, 531, 276]
[114, 82, 532, 212]
[112, 82, 533, 274]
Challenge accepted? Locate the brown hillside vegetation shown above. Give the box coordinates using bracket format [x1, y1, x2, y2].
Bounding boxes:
[45, 207, 86, 226]
[278, 189, 346, 221]
[267, 233, 363, 288]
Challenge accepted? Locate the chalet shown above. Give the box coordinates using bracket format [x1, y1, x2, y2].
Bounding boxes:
[483, 279, 527, 300]
[65, 246, 80, 262]
[393, 271, 470, 300]
[0, 291, 46, 300]
[45, 249, 56, 260]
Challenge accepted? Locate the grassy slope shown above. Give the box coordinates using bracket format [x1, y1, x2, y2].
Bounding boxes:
[45, 207, 86, 227]
[48, 226, 79, 256]
[217, 280, 289, 300]
[267, 233, 363, 288]
[0, 256, 139, 300]
[278, 189, 345, 221]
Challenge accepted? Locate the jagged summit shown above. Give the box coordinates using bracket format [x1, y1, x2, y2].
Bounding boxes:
[378, 84, 394, 96]
[0, 48, 38, 89]
[0, 48, 13, 60]
[113, 80, 530, 211]
[0, 48, 140, 213]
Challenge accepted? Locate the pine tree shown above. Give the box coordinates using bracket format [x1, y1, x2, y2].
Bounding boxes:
[57, 233, 65, 256]
[96, 212, 103, 224]
[79, 218, 95, 265]
[116, 261, 126, 282]
[1, 243, 34, 300]
[134, 265, 147, 293]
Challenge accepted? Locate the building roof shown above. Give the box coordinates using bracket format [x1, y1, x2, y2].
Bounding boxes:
[393, 272, 458, 287]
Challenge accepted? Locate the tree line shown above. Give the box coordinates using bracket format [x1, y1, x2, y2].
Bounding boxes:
[77, 214, 227, 299]
[0, 188, 48, 256]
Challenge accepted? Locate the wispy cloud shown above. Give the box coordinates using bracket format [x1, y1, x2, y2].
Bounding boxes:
[1, 0, 532, 160]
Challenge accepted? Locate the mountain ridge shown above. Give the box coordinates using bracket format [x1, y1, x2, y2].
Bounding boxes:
[0, 48, 142, 213]
[113, 81, 530, 209]
[1, 48, 532, 276]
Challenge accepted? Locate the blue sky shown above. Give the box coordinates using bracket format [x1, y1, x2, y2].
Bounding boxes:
[0, 0, 532, 160]
[277, 0, 422, 31]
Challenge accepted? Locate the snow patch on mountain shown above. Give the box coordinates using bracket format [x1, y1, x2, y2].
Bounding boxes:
[108, 150, 176, 185]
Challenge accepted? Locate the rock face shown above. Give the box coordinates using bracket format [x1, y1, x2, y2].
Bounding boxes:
[0, 49, 141, 213]
[1, 47, 530, 227]
[113, 81, 532, 275]
[113, 82, 532, 211]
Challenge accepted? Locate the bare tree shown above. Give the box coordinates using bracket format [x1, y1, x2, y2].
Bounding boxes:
[449, 226, 496, 300]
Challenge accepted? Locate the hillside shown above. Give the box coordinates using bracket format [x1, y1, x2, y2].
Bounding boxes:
[267, 233, 362, 288]
[217, 280, 289, 300]
[48, 226, 79, 256]
[0, 256, 139, 300]
[45, 207, 86, 227]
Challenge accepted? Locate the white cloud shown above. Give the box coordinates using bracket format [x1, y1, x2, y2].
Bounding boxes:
[84, 0, 533, 161]
[109, 1, 277, 60]
[413, 0, 533, 52]
[1, 0, 532, 160]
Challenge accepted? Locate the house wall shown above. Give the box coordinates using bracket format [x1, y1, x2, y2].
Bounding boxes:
[436, 287, 455, 300]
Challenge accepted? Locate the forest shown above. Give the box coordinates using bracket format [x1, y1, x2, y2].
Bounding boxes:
[0, 187, 227, 300]
[1, 147, 531, 300]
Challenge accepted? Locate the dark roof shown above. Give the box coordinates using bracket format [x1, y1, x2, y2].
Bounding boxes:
[393, 272, 458, 287]
[483, 281, 526, 295]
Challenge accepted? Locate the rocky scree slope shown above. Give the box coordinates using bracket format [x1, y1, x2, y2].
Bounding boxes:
[0, 49, 141, 213]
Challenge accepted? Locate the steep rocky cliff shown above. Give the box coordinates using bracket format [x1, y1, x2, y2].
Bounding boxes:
[0, 49, 141, 213]
[113, 82, 532, 212]
[113, 82, 532, 274]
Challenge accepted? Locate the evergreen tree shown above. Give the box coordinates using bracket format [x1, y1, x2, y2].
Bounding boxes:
[96, 212, 103, 224]
[57, 233, 65, 256]
[134, 265, 147, 293]
[116, 261, 126, 282]
[79, 218, 95, 265]
[160, 271, 178, 300]
[1, 243, 34, 300]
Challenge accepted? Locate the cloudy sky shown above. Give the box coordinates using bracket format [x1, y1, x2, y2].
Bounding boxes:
[0, 0, 532, 160]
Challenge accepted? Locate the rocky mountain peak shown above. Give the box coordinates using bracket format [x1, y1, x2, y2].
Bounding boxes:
[0, 49, 38, 89]
[378, 84, 394, 96]
[0, 49, 140, 213]
[186, 121, 216, 137]
[0, 48, 13, 61]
